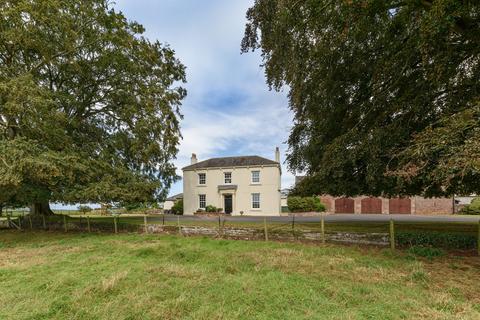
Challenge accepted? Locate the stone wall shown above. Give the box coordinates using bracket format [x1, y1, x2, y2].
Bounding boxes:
[146, 225, 389, 246]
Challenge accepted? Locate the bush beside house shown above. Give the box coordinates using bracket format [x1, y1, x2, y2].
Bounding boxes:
[171, 199, 183, 215]
[287, 196, 326, 213]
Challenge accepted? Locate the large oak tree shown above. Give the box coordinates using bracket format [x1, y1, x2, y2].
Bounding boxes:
[242, 0, 479, 197]
[0, 0, 186, 214]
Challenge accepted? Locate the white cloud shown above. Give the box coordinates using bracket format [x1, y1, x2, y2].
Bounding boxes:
[114, 0, 296, 195]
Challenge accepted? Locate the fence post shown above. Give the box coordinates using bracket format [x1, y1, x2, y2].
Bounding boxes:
[42, 215, 46, 230]
[162, 214, 165, 226]
[7, 214, 11, 228]
[144, 215, 148, 234]
[321, 214, 325, 244]
[218, 216, 221, 237]
[264, 217, 268, 241]
[222, 217, 226, 237]
[28, 215, 33, 230]
[87, 216, 91, 233]
[18, 214, 22, 230]
[114, 216, 118, 234]
[389, 219, 395, 250]
[177, 215, 181, 235]
[291, 214, 295, 239]
[63, 215, 68, 232]
[477, 220, 480, 256]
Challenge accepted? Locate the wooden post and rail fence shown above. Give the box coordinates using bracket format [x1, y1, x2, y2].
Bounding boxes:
[2, 213, 480, 255]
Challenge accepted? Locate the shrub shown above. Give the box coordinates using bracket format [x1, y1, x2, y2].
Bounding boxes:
[124, 202, 146, 211]
[171, 199, 183, 215]
[77, 205, 92, 214]
[459, 197, 480, 215]
[396, 231, 476, 250]
[287, 196, 326, 213]
[205, 205, 218, 213]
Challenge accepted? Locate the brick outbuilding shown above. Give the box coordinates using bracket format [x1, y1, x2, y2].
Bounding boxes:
[319, 195, 454, 215]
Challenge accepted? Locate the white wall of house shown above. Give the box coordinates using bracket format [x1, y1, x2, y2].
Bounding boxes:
[183, 165, 281, 216]
[163, 200, 175, 211]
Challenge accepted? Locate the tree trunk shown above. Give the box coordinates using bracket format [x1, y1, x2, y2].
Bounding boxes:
[30, 202, 55, 215]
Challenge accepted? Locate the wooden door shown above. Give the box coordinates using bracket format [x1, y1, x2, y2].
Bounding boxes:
[389, 198, 411, 214]
[335, 198, 354, 213]
[361, 197, 382, 214]
[224, 195, 233, 214]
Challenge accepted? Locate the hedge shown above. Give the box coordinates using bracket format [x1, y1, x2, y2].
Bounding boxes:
[396, 231, 477, 249]
[287, 196, 326, 213]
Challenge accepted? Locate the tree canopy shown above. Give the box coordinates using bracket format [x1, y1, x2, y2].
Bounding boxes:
[0, 0, 186, 213]
[242, 0, 479, 197]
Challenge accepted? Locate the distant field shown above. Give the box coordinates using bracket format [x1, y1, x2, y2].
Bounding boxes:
[0, 231, 479, 319]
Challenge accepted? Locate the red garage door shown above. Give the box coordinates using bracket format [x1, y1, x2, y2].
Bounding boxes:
[361, 197, 382, 214]
[335, 198, 354, 213]
[389, 198, 411, 214]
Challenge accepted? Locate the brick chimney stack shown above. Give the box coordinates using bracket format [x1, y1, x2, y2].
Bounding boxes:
[191, 153, 198, 165]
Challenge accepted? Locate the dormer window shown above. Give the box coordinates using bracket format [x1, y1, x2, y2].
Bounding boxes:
[251, 170, 260, 183]
[198, 173, 206, 185]
[224, 172, 232, 184]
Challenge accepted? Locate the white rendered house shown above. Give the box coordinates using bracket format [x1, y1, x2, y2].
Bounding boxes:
[182, 148, 282, 216]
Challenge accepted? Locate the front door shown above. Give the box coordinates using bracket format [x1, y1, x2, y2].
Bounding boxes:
[224, 195, 233, 214]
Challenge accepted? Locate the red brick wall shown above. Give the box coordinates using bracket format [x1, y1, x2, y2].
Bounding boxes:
[317, 195, 453, 215]
[319, 195, 335, 213]
[414, 196, 453, 215]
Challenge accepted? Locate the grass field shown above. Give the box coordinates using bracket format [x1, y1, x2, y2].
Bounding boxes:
[1, 231, 479, 319]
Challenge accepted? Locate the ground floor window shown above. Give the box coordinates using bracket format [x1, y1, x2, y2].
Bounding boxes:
[199, 194, 206, 209]
[252, 193, 260, 209]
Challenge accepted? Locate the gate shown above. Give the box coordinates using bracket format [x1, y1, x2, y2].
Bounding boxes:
[389, 198, 411, 214]
[335, 198, 354, 213]
[361, 197, 382, 214]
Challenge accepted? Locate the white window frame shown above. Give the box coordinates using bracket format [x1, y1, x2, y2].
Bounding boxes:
[252, 193, 260, 209]
[224, 172, 232, 184]
[198, 173, 206, 185]
[251, 170, 260, 184]
[199, 194, 206, 209]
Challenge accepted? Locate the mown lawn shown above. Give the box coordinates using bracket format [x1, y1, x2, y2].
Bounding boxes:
[0, 231, 479, 320]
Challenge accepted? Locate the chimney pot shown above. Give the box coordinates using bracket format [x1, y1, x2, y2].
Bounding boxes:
[191, 153, 198, 165]
[275, 147, 280, 163]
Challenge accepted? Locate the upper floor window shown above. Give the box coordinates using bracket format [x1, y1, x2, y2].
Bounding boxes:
[252, 193, 260, 209]
[224, 172, 232, 184]
[199, 194, 206, 209]
[251, 170, 260, 183]
[198, 173, 206, 185]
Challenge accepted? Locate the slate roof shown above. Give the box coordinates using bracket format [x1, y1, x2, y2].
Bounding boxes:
[165, 193, 183, 201]
[183, 156, 279, 171]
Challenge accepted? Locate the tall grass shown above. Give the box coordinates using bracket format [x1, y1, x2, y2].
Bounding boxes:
[0, 231, 479, 319]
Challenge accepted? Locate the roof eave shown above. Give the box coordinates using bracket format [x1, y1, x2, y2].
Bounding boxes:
[182, 163, 280, 171]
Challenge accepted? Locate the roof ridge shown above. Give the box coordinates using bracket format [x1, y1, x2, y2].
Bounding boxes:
[203, 155, 264, 160]
[182, 154, 279, 171]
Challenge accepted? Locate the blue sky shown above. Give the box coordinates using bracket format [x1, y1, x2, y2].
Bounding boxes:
[112, 0, 295, 198]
